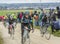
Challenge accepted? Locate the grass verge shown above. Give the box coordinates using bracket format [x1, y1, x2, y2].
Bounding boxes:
[35, 26, 60, 37]
[52, 31, 60, 37]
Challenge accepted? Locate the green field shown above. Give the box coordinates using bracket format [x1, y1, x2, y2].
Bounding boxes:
[0, 10, 41, 16]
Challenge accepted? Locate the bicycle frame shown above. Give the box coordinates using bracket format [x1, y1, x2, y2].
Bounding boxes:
[21, 24, 30, 44]
[40, 22, 51, 40]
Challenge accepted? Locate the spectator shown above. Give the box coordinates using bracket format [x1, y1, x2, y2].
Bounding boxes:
[34, 11, 39, 26]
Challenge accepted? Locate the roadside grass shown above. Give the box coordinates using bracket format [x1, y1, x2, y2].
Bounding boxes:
[52, 31, 60, 37]
[0, 32, 3, 44]
[35, 26, 60, 37]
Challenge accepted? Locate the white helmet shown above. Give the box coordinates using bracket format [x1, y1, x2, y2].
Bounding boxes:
[10, 15, 13, 19]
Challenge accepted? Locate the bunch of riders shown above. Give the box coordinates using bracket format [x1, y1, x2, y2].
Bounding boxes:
[2, 6, 60, 36]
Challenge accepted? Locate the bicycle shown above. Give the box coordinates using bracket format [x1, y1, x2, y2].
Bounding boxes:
[21, 25, 30, 44]
[40, 22, 51, 40]
[8, 24, 15, 39]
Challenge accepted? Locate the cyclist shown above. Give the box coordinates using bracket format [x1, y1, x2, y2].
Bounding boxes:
[21, 11, 34, 44]
[39, 9, 48, 34]
[8, 15, 15, 34]
[34, 11, 39, 26]
[21, 11, 34, 36]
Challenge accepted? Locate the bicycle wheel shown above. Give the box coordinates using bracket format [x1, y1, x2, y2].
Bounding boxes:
[22, 36, 23, 44]
[44, 27, 51, 40]
[22, 32, 24, 44]
[40, 26, 44, 37]
[21, 24, 24, 44]
[9, 25, 14, 39]
[11, 29, 14, 39]
[25, 33, 30, 44]
[23, 29, 30, 44]
[21, 31, 23, 44]
[10, 29, 12, 37]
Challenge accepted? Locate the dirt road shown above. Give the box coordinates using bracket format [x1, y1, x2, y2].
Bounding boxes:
[0, 22, 60, 44]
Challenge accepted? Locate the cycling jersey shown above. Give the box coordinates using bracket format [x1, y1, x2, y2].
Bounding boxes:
[8, 15, 15, 25]
[21, 16, 31, 30]
[42, 15, 47, 23]
[8, 18, 15, 25]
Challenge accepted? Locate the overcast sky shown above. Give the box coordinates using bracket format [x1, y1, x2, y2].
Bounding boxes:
[0, 0, 60, 3]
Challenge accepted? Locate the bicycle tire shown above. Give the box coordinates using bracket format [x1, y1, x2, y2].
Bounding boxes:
[45, 29, 51, 40]
[12, 29, 14, 39]
[25, 35, 30, 44]
[23, 29, 30, 44]
[9, 25, 14, 39]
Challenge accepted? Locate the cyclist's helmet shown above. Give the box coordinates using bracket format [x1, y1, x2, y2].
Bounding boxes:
[22, 11, 30, 24]
[10, 15, 13, 19]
